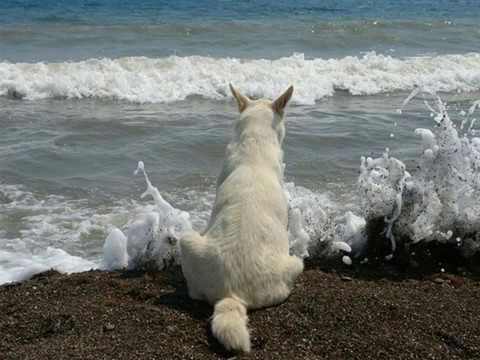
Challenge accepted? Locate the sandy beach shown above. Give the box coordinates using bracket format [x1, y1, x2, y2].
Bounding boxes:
[1, 264, 479, 360]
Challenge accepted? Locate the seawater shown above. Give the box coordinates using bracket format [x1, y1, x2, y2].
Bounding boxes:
[1, 0, 480, 283]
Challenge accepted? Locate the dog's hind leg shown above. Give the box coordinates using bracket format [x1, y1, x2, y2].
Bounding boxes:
[268, 255, 304, 306]
[254, 255, 305, 308]
[179, 231, 210, 300]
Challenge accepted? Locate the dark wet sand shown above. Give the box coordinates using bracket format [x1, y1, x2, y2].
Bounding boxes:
[1, 265, 479, 360]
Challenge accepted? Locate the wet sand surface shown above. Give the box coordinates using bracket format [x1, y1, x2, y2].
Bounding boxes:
[1, 264, 479, 360]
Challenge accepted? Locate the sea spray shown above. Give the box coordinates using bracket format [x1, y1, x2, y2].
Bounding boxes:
[103, 162, 192, 271]
[290, 92, 480, 266]
[358, 148, 410, 259]
[288, 208, 310, 258]
[288, 93, 480, 267]
[284, 182, 353, 261]
[357, 92, 480, 265]
[103, 228, 128, 270]
[103, 164, 351, 270]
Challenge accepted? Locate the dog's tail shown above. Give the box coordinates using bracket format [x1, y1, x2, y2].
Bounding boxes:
[211, 296, 250, 353]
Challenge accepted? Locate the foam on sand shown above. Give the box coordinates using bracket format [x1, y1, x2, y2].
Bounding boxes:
[0, 183, 127, 284]
[0, 248, 96, 284]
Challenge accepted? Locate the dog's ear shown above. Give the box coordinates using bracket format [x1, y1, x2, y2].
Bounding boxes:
[229, 84, 250, 113]
[272, 86, 294, 115]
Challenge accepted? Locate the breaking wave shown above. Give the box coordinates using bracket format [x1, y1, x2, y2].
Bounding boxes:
[1, 52, 480, 104]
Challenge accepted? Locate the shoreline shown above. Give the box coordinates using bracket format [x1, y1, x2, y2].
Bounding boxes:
[1, 265, 479, 359]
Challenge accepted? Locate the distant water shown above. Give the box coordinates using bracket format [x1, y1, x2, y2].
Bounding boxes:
[1, 0, 480, 283]
[2, 0, 480, 61]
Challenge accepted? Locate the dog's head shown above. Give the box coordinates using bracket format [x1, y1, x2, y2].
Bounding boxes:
[229, 84, 294, 145]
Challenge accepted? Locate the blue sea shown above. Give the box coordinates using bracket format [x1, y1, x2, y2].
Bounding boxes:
[1, 0, 480, 282]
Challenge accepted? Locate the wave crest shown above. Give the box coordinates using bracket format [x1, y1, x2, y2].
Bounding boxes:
[1, 52, 480, 104]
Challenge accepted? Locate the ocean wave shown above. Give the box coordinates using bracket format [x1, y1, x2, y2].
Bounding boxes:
[0, 183, 121, 284]
[1, 52, 480, 104]
[0, 180, 214, 284]
[0, 248, 97, 284]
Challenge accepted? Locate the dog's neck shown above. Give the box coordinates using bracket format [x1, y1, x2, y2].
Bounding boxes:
[214, 105, 286, 189]
[237, 125, 280, 147]
[229, 124, 283, 173]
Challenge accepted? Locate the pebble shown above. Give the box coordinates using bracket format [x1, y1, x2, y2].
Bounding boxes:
[104, 322, 115, 331]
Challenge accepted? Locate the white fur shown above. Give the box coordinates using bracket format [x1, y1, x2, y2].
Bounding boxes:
[180, 85, 303, 353]
[211, 297, 250, 352]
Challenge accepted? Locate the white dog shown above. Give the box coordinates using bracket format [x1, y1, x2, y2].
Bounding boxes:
[180, 84, 304, 352]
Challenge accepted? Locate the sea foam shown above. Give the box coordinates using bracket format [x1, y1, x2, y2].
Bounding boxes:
[103, 162, 193, 271]
[356, 92, 480, 262]
[102, 165, 351, 271]
[285, 93, 480, 264]
[0, 248, 96, 284]
[1, 52, 480, 104]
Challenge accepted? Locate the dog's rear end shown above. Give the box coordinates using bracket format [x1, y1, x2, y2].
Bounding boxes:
[180, 84, 303, 353]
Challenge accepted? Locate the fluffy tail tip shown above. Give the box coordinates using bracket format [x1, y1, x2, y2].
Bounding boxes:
[211, 297, 251, 353]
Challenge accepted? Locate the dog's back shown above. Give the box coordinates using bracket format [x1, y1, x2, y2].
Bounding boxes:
[180, 85, 303, 352]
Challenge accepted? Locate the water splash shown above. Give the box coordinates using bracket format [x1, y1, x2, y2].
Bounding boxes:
[285, 182, 354, 262]
[103, 162, 192, 270]
[103, 167, 351, 270]
[357, 93, 480, 262]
